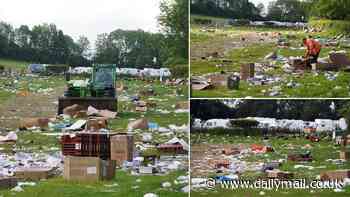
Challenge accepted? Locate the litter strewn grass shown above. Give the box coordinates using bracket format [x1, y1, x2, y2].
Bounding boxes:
[190, 23, 350, 98]
[0, 170, 188, 197]
[191, 132, 350, 196]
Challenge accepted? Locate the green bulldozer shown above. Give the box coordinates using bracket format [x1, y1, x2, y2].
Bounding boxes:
[57, 64, 118, 114]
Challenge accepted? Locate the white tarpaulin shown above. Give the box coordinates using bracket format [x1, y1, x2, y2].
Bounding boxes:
[69, 67, 92, 74]
[63, 120, 86, 131]
[194, 117, 348, 132]
[339, 118, 348, 130]
[117, 68, 171, 77]
[0, 131, 18, 142]
[201, 119, 231, 129]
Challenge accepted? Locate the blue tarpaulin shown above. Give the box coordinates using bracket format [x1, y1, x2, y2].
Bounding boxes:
[28, 64, 45, 73]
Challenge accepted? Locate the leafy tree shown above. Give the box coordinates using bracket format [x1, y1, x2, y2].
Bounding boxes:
[257, 3, 265, 17]
[0, 21, 90, 66]
[191, 0, 262, 20]
[94, 30, 165, 68]
[14, 25, 31, 48]
[159, 0, 188, 63]
[76, 36, 90, 59]
[266, 0, 308, 22]
[312, 0, 350, 20]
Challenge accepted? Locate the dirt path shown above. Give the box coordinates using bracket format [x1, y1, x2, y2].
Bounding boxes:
[0, 86, 65, 131]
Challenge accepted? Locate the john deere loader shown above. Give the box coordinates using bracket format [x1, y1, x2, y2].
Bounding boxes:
[57, 64, 117, 114]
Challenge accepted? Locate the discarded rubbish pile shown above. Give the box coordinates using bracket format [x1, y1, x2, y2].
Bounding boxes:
[191, 138, 350, 192]
[0, 152, 62, 190]
[60, 130, 189, 185]
[0, 74, 57, 96]
[191, 29, 350, 97]
[191, 143, 282, 177]
[17, 104, 116, 132]
[61, 132, 132, 182]
[191, 49, 350, 95]
[68, 67, 172, 78]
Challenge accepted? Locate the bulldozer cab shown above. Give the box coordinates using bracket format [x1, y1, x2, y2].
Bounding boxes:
[90, 64, 117, 97]
[58, 64, 118, 115]
[92, 64, 116, 88]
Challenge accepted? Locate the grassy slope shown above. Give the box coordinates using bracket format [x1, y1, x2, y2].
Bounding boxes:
[191, 133, 350, 197]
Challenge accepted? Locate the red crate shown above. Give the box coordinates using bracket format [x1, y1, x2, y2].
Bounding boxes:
[61, 133, 115, 159]
[157, 144, 185, 154]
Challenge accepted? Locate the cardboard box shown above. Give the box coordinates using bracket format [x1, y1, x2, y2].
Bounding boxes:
[207, 74, 228, 87]
[335, 136, 344, 145]
[85, 118, 107, 131]
[320, 170, 350, 181]
[175, 101, 189, 110]
[0, 177, 18, 189]
[240, 63, 255, 80]
[63, 156, 116, 182]
[266, 170, 293, 179]
[20, 118, 50, 129]
[15, 167, 54, 181]
[340, 150, 350, 160]
[139, 166, 154, 174]
[209, 159, 230, 169]
[135, 106, 147, 112]
[110, 134, 134, 166]
[222, 148, 240, 155]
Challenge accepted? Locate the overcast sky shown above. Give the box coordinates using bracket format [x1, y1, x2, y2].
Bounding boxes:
[0, 0, 161, 48]
[250, 0, 273, 8]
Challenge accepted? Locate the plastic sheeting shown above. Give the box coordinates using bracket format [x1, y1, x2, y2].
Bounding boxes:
[69, 67, 92, 74]
[0, 131, 17, 142]
[117, 68, 171, 77]
[165, 137, 189, 151]
[201, 119, 231, 129]
[28, 64, 46, 73]
[69, 67, 171, 77]
[195, 117, 348, 132]
[250, 21, 307, 28]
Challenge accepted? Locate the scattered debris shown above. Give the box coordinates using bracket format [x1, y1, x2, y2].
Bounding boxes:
[191, 77, 212, 90]
[15, 167, 55, 181]
[128, 118, 149, 130]
[320, 170, 350, 181]
[0, 131, 17, 143]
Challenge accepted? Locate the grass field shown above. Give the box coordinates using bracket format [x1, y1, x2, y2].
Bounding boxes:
[191, 131, 350, 196]
[0, 170, 188, 197]
[0, 65, 189, 196]
[0, 58, 32, 70]
[190, 15, 350, 98]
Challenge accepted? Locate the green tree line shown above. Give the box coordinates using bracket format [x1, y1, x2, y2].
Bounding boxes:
[0, 22, 90, 66]
[191, 0, 262, 20]
[0, 0, 188, 70]
[94, 30, 165, 68]
[191, 0, 350, 22]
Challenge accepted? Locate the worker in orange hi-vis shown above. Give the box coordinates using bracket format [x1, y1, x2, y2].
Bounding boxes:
[302, 37, 322, 67]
